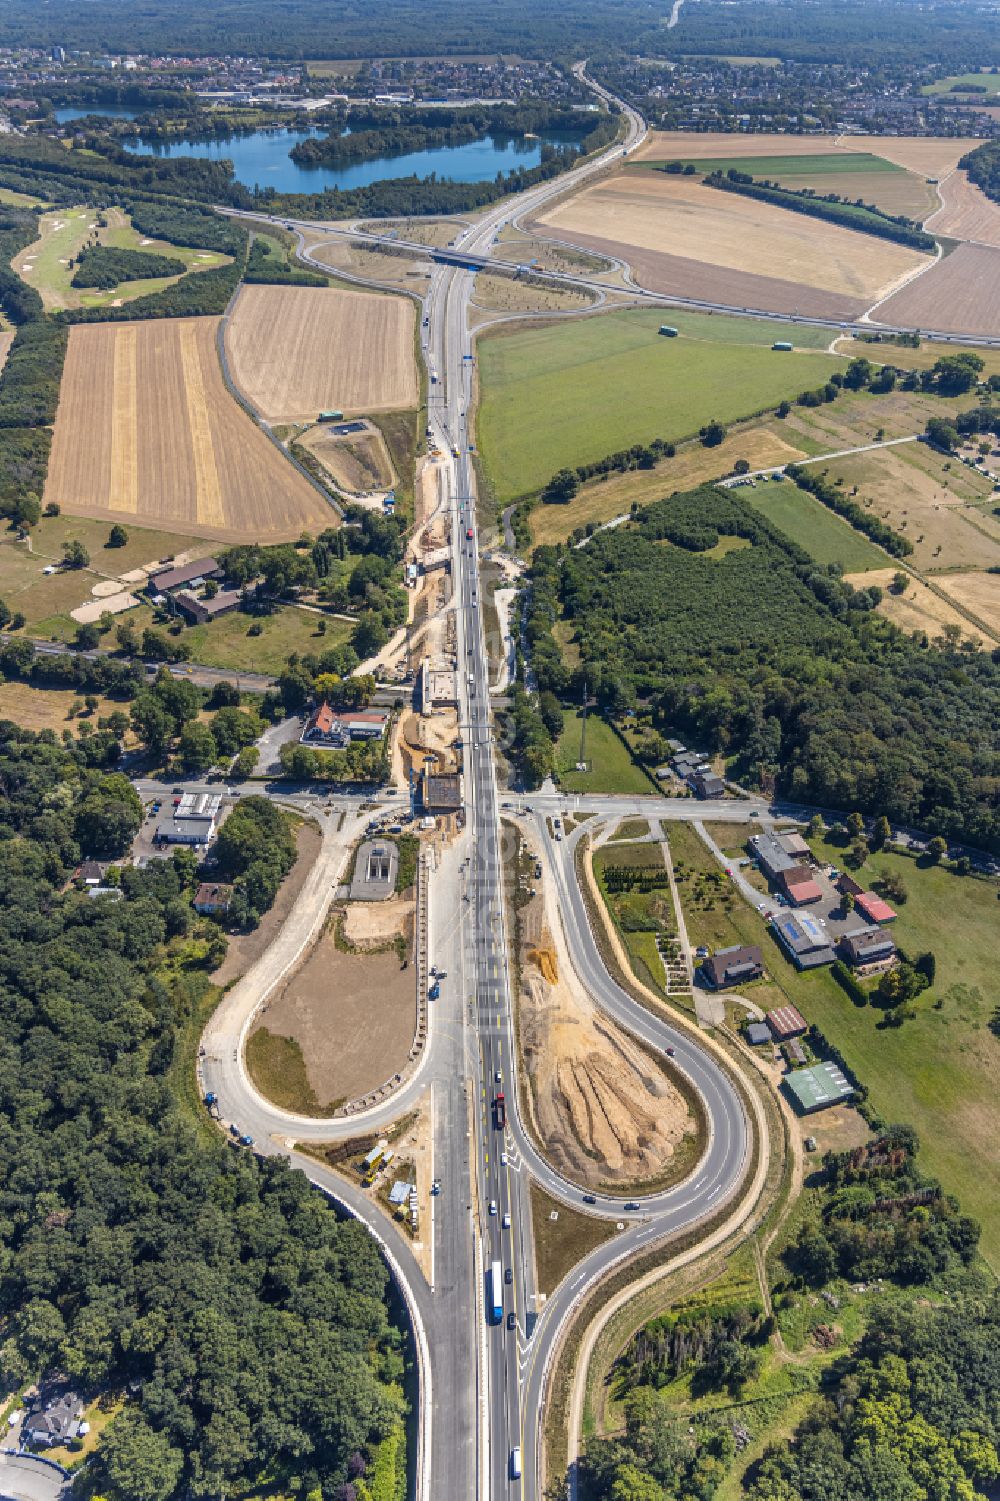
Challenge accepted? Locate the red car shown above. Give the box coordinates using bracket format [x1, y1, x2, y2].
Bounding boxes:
[466, 527, 474, 539]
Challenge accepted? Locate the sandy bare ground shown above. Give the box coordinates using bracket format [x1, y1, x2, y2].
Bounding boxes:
[935, 570, 1000, 637]
[226, 284, 418, 424]
[517, 879, 694, 1189]
[845, 568, 986, 646]
[0, 332, 12, 375]
[253, 924, 416, 1107]
[536, 174, 927, 304]
[924, 170, 1000, 247]
[45, 318, 332, 542]
[341, 895, 414, 949]
[873, 242, 1000, 336]
[297, 421, 395, 493]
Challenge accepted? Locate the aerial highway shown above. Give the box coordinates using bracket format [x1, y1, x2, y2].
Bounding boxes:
[203, 69, 765, 1501]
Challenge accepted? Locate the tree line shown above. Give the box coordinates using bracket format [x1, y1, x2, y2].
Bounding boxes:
[702, 167, 937, 252]
[70, 243, 186, 289]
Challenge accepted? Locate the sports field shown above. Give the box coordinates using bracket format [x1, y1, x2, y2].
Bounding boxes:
[45, 318, 334, 542]
[11, 206, 229, 312]
[226, 284, 418, 423]
[534, 171, 926, 321]
[476, 309, 840, 502]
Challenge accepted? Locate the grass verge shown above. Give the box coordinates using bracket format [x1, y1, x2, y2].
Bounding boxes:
[531, 1182, 621, 1298]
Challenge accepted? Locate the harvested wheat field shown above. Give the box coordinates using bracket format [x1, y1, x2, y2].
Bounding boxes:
[840, 135, 980, 179]
[925, 170, 1000, 248]
[297, 420, 395, 494]
[936, 571, 1000, 639]
[226, 284, 418, 424]
[633, 130, 847, 163]
[534, 173, 926, 318]
[874, 242, 1000, 336]
[845, 568, 986, 646]
[517, 880, 697, 1191]
[45, 318, 333, 542]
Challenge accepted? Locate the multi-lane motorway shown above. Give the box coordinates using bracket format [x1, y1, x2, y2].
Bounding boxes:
[205, 72, 767, 1500]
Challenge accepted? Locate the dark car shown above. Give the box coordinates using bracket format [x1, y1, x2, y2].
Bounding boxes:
[624, 1201, 640, 1212]
[504, 1267, 513, 1284]
[582, 1194, 597, 1205]
[507, 1311, 517, 1331]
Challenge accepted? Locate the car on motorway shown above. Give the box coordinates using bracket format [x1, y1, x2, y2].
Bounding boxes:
[582, 1193, 596, 1204]
[510, 1446, 522, 1479]
[500, 1151, 508, 1165]
[466, 527, 474, 539]
[504, 1267, 513, 1284]
[503, 1212, 511, 1229]
[624, 1201, 639, 1211]
[507, 1310, 517, 1331]
[495, 1070, 502, 1083]
[489, 1200, 497, 1215]
[666, 1046, 675, 1057]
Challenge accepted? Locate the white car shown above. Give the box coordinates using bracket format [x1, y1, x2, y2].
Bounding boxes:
[489, 1200, 497, 1216]
[502, 1213, 511, 1229]
[500, 1152, 508, 1166]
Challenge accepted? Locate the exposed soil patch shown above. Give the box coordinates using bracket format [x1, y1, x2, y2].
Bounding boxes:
[213, 821, 322, 986]
[251, 922, 416, 1108]
[517, 881, 696, 1190]
[297, 421, 395, 494]
[341, 895, 414, 949]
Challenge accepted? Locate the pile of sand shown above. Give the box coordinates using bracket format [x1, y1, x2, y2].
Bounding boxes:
[519, 924, 694, 1187]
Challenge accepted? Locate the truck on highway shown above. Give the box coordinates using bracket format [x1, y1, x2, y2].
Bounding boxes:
[493, 1091, 506, 1129]
[489, 1260, 504, 1323]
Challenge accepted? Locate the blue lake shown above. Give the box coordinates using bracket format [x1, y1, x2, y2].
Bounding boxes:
[55, 106, 142, 123]
[117, 124, 577, 194]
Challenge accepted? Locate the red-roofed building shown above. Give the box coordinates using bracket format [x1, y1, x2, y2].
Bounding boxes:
[855, 891, 897, 925]
[766, 1004, 808, 1040]
[301, 703, 388, 745]
[777, 865, 824, 906]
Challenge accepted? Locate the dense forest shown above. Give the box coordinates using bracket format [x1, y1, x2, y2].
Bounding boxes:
[0, 202, 65, 514]
[1, 0, 997, 66]
[0, 725, 411, 1498]
[962, 140, 1000, 205]
[525, 487, 1000, 848]
[70, 244, 186, 289]
[579, 1127, 992, 1501]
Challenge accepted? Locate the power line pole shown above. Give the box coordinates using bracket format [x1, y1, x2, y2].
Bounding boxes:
[579, 678, 589, 768]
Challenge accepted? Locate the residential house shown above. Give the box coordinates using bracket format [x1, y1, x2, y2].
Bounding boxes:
[692, 769, 726, 799]
[301, 703, 388, 746]
[839, 926, 897, 968]
[24, 1390, 84, 1449]
[701, 944, 764, 990]
[746, 1021, 772, 1046]
[194, 882, 234, 915]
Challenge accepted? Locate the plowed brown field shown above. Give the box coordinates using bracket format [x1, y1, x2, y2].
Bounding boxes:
[874, 242, 1000, 336]
[226, 284, 417, 423]
[925, 169, 1000, 247]
[45, 318, 333, 542]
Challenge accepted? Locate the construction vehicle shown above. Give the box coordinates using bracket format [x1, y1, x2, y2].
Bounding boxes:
[204, 1092, 221, 1119]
